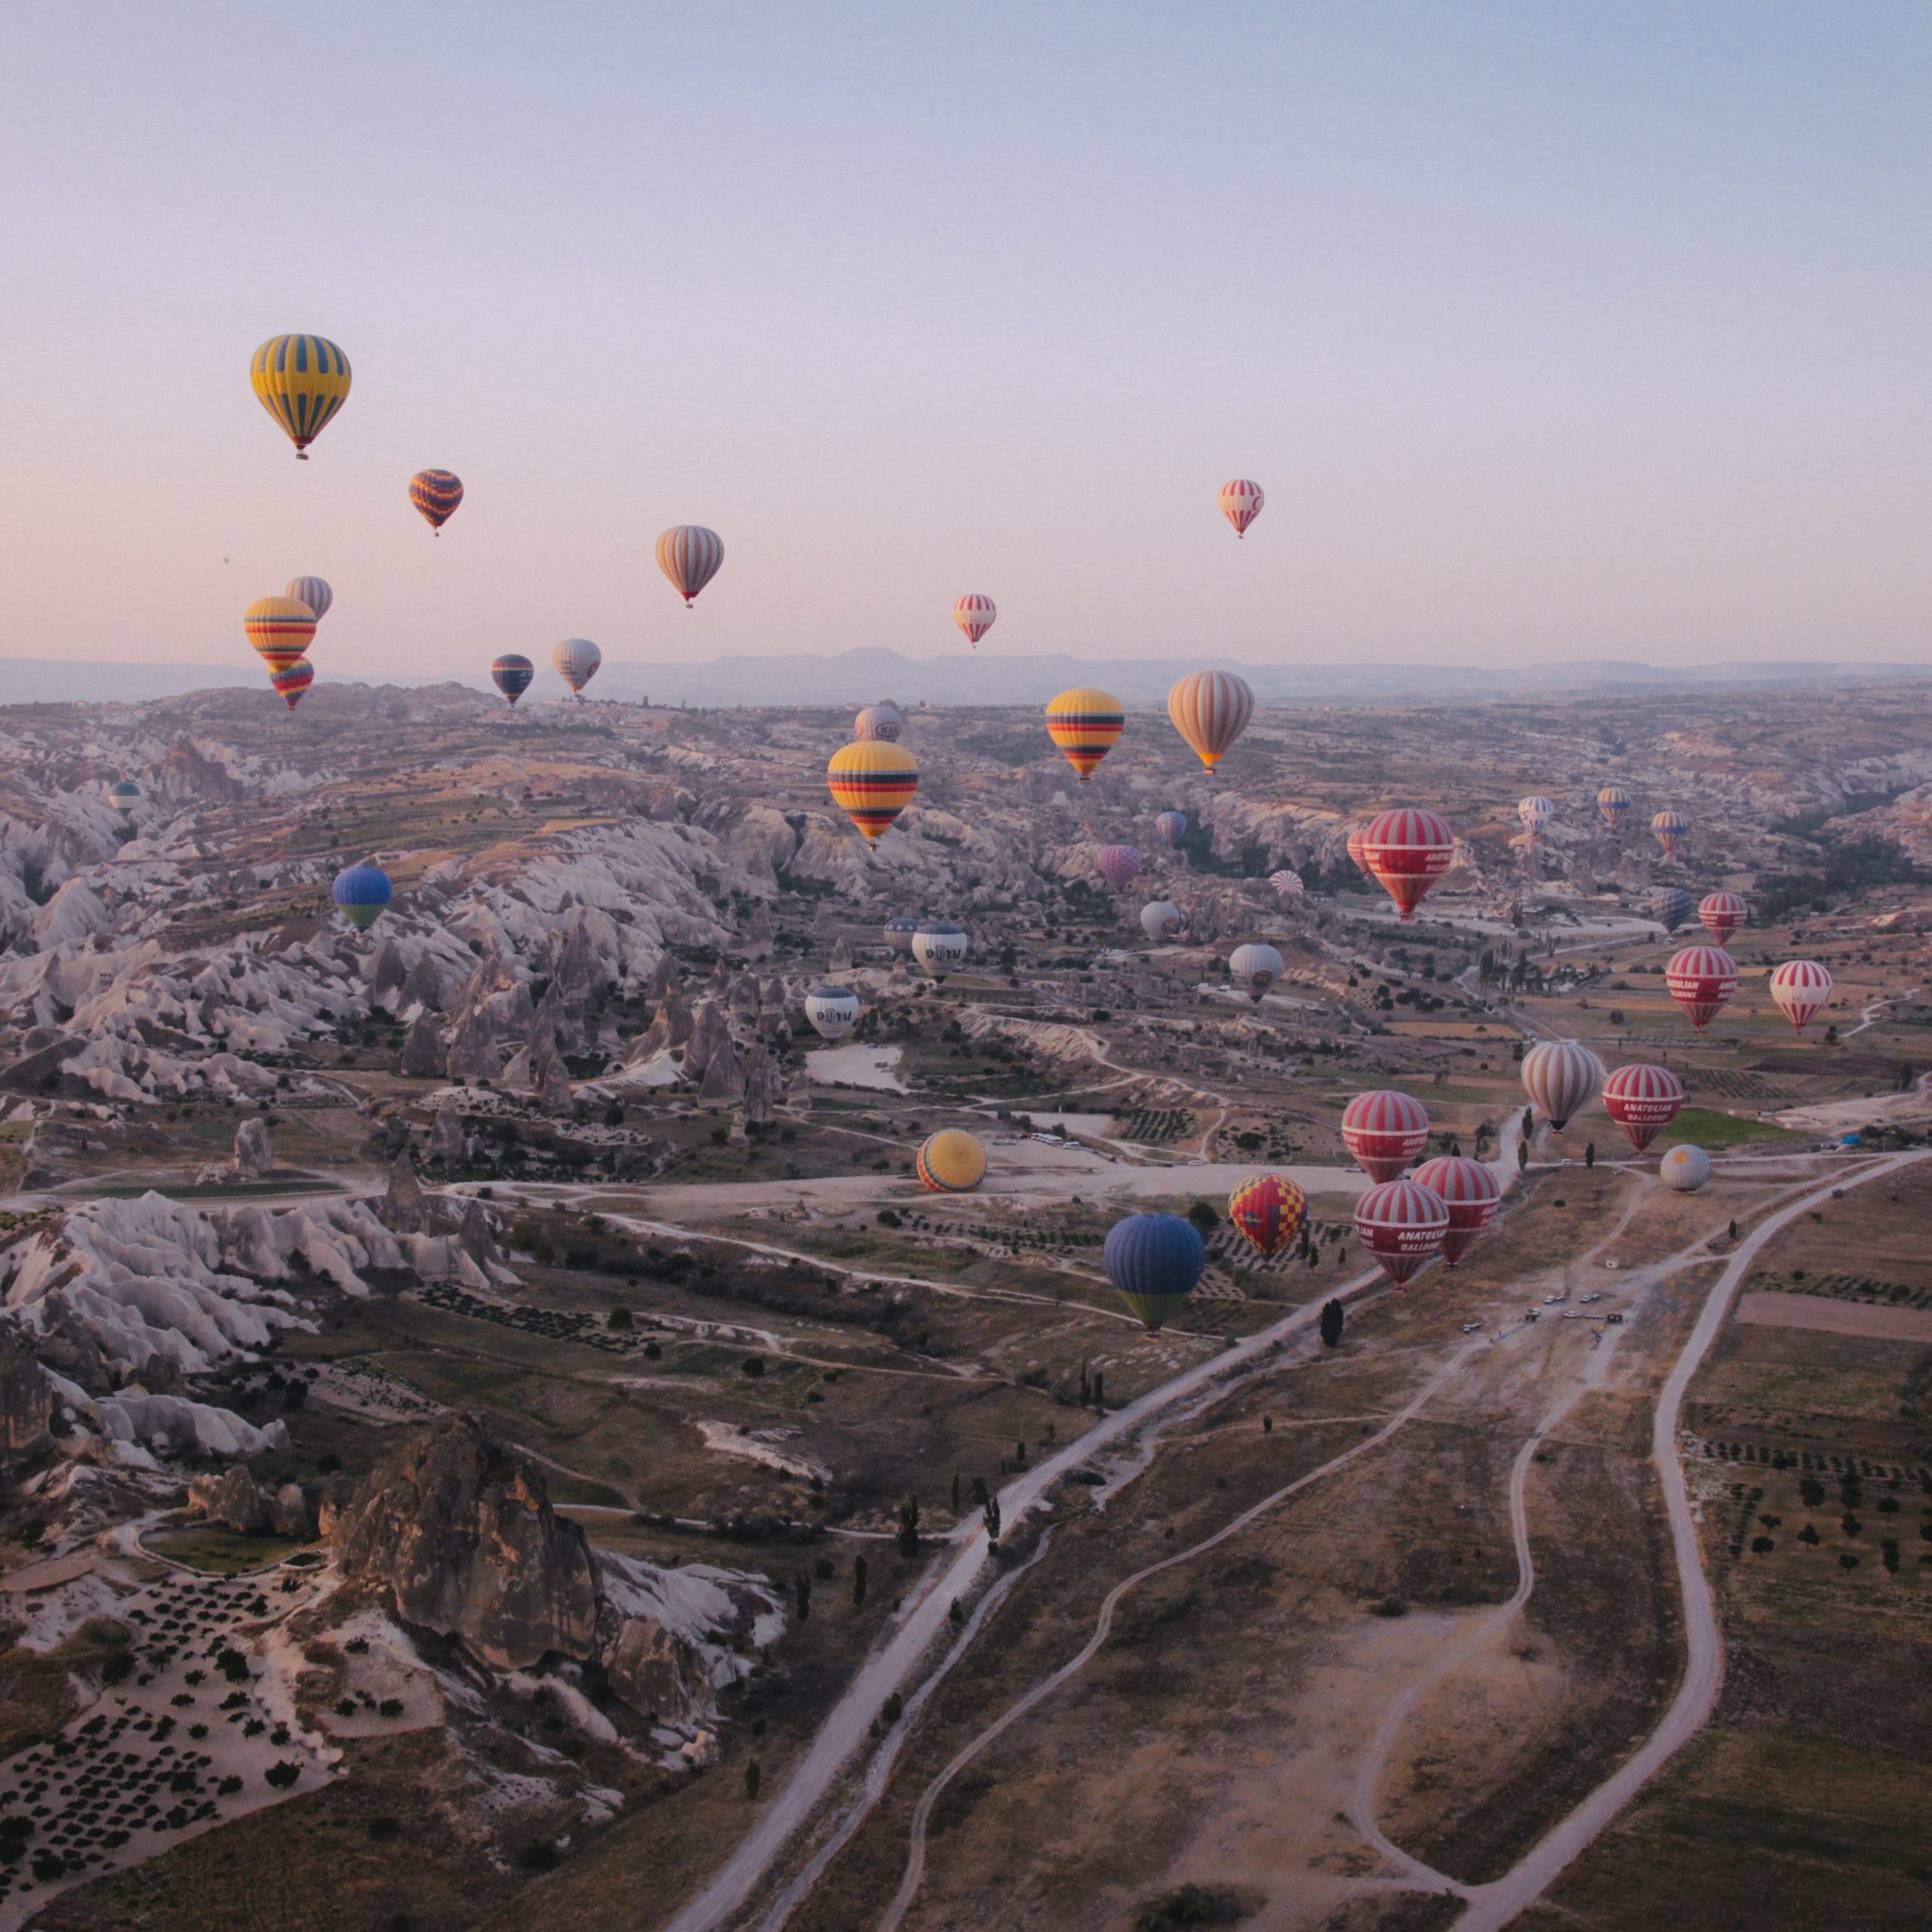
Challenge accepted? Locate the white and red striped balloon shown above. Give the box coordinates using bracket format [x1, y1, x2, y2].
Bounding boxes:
[657, 525, 724, 606]
[953, 593, 996, 645]
[1769, 959, 1833, 1030]
[1341, 1089, 1431, 1183]
[1521, 1040, 1604, 1131]
[1665, 945, 1738, 1030]
[1411, 1155, 1500, 1266]
[1217, 478, 1265, 537]
[1359, 808, 1456, 921]
[1168, 670, 1255, 770]
[1269, 868, 1304, 905]
[1698, 891, 1747, 946]
[1601, 1062, 1685, 1152]
[1354, 1178, 1450, 1286]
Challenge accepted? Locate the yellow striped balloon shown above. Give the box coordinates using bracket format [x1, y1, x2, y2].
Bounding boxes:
[244, 595, 317, 674]
[1044, 687, 1124, 783]
[250, 335, 351, 458]
[827, 740, 918, 844]
[917, 1130, 986, 1192]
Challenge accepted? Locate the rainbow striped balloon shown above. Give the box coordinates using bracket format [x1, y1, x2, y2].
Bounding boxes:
[657, 525, 725, 605]
[827, 740, 919, 845]
[1044, 688, 1124, 783]
[409, 469, 463, 534]
[244, 596, 317, 674]
[250, 335, 351, 457]
[270, 659, 314, 709]
[1168, 670, 1254, 770]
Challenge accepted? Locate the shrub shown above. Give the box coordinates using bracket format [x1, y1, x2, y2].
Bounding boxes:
[263, 1761, 301, 1789]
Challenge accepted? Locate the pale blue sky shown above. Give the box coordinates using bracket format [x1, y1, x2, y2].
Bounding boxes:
[1, 2, 1927, 675]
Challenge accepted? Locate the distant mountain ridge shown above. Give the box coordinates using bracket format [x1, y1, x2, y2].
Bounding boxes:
[2, 651, 1927, 710]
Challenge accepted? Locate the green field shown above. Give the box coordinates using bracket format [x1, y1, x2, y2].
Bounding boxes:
[1663, 1107, 1803, 1146]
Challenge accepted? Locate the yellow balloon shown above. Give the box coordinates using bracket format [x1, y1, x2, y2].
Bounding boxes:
[917, 1131, 986, 1192]
[826, 740, 919, 845]
[251, 335, 352, 458]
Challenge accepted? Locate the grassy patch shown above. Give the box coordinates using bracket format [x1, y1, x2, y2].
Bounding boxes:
[1653, 1795, 1932, 1879]
[142, 1525, 312, 1574]
[1662, 1108, 1802, 1146]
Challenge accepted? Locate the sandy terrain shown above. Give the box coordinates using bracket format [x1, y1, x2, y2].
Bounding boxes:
[1734, 1287, 1932, 1341]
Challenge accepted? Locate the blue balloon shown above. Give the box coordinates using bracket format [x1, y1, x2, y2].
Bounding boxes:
[1103, 1212, 1206, 1332]
[332, 864, 393, 933]
[1651, 886, 1694, 933]
[491, 654, 535, 706]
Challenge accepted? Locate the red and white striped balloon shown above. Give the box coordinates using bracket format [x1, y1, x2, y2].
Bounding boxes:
[1217, 478, 1265, 537]
[1411, 1155, 1500, 1266]
[1354, 1179, 1450, 1286]
[953, 593, 996, 645]
[1665, 946, 1738, 1030]
[1601, 1062, 1685, 1152]
[1698, 891, 1747, 946]
[1359, 808, 1456, 921]
[1269, 868, 1304, 905]
[657, 525, 725, 606]
[1340, 1090, 1431, 1183]
[1769, 959, 1833, 1030]
[1520, 1040, 1604, 1131]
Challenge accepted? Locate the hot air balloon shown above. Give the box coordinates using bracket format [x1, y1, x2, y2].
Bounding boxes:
[1044, 688, 1124, 783]
[271, 660, 314, 709]
[803, 985, 860, 1042]
[1346, 824, 1373, 881]
[884, 916, 920, 955]
[1518, 795, 1554, 837]
[1217, 479, 1264, 537]
[828, 740, 918, 845]
[1359, 808, 1456, 921]
[1601, 1062, 1685, 1153]
[332, 863, 392, 934]
[856, 700, 906, 742]
[1140, 900, 1185, 943]
[1227, 1172, 1307, 1260]
[1769, 960, 1833, 1031]
[1103, 1212, 1206, 1333]
[250, 334, 351, 458]
[553, 638, 601, 697]
[1269, 869, 1305, 905]
[1411, 1155, 1501, 1266]
[1097, 845, 1142, 892]
[1596, 786, 1631, 831]
[657, 525, 724, 606]
[408, 469, 463, 533]
[1651, 887, 1695, 934]
[912, 919, 969, 980]
[491, 654, 534, 706]
[108, 781, 140, 817]
[1698, 891, 1748, 946]
[953, 594, 996, 646]
[1168, 671, 1254, 770]
[1666, 946, 1738, 1030]
[1229, 942, 1284, 1003]
[1155, 810, 1187, 850]
[1651, 808, 1687, 858]
[1341, 1090, 1430, 1182]
[1354, 1179, 1450, 1286]
[285, 577, 333, 623]
[1661, 1144, 1711, 1192]
[1521, 1041, 1604, 1131]
[918, 1130, 986, 1193]
[244, 596, 317, 674]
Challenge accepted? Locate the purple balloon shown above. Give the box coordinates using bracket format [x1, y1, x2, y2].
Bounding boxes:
[1097, 844, 1143, 891]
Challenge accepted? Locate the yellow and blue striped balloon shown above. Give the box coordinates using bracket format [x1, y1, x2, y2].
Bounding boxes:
[1044, 687, 1124, 783]
[827, 740, 918, 845]
[244, 595, 317, 674]
[250, 336, 351, 458]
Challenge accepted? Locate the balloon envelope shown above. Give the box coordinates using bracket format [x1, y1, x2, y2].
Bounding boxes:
[1096, 844, 1142, 892]
[917, 1130, 986, 1192]
[1359, 808, 1455, 921]
[1521, 1041, 1604, 1131]
[1341, 1090, 1430, 1182]
[855, 700, 906, 742]
[1518, 795, 1554, 835]
[1699, 891, 1747, 946]
[883, 916, 920, 955]
[828, 740, 918, 844]
[1354, 1179, 1450, 1286]
[1411, 1155, 1500, 1266]
[1769, 960, 1833, 1030]
[332, 864, 392, 933]
[285, 577, 333, 623]
[270, 659, 314, 709]
[1168, 671, 1254, 769]
[1229, 942, 1283, 1002]
[552, 638, 601, 694]
[1661, 1144, 1711, 1192]
[1217, 478, 1264, 537]
[408, 469, 463, 531]
[803, 985, 860, 1041]
[1155, 811, 1187, 849]
[108, 781, 140, 815]
[1602, 1062, 1685, 1152]
[1596, 786, 1631, 830]
[1140, 900, 1184, 943]
[1651, 887, 1695, 934]
[953, 594, 996, 645]
[912, 919, 968, 980]
[1269, 868, 1304, 904]
[244, 596, 316, 674]
[1103, 1213, 1206, 1331]
[250, 334, 350, 457]
[1665, 945, 1737, 1029]
[1044, 688, 1124, 783]
[1651, 808, 1687, 857]
[657, 525, 724, 605]
[491, 654, 534, 705]
[1228, 1172, 1307, 1259]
